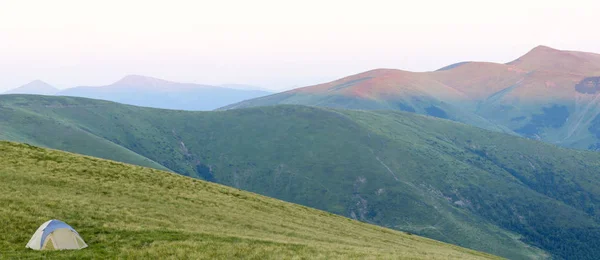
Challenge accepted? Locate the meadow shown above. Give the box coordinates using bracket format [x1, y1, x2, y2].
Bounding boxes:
[0, 141, 497, 259]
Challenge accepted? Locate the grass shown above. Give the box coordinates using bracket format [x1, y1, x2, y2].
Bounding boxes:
[5, 95, 600, 258]
[0, 141, 497, 259]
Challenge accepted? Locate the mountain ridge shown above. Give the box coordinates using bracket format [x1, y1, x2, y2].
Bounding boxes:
[222, 46, 600, 150]
[110, 74, 189, 88]
[507, 45, 600, 75]
[3, 75, 272, 111]
[53, 75, 272, 111]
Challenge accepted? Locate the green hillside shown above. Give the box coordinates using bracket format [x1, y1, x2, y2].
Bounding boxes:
[0, 97, 168, 171]
[6, 95, 600, 259]
[0, 141, 498, 259]
[220, 87, 514, 135]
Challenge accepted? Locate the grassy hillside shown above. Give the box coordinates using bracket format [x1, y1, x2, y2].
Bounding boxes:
[0, 97, 168, 171]
[8, 95, 600, 258]
[0, 141, 498, 259]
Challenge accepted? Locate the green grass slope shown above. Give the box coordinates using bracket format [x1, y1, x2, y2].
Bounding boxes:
[0, 96, 168, 171]
[0, 141, 498, 259]
[6, 95, 600, 258]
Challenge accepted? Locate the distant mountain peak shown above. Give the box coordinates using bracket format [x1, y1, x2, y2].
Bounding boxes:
[23, 80, 54, 88]
[113, 75, 176, 87]
[28, 79, 50, 85]
[520, 45, 566, 58]
[508, 45, 600, 75]
[531, 45, 556, 52]
[510, 45, 564, 63]
[56, 76, 271, 110]
[3, 80, 59, 95]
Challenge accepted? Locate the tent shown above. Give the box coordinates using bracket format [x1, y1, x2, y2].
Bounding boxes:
[26, 220, 88, 250]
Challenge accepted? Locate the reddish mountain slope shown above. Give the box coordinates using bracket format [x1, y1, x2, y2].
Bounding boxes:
[428, 62, 527, 100]
[290, 69, 469, 102]
[222, 46, 600, 149]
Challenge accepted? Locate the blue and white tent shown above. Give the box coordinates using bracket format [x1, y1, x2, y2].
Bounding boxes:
[26, 220, 87, 250]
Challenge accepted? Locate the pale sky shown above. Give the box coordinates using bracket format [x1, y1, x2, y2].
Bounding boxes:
[1, 0, 599, 91]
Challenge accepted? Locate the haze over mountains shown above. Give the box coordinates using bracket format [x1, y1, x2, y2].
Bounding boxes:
[225, 46, 600, 150]
[2, 75, 272, 111]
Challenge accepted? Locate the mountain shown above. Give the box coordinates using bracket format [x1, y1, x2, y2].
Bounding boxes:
[507, 45, 600, 75]
[57, 75, 272, 111]
[2, 80, 59, 95]
[0, 141, 497, 259]
[12, 96, 600, 258]
[222, 46, 600, 150]
[218, 83, 272, 92]
[221, 68, 516, 133]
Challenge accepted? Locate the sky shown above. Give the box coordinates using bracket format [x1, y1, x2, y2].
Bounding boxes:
[1, 0, 599, 92]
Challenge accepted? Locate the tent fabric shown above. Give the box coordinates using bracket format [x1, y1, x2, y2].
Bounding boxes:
[26, 220, 87, 250]
[39, 220, 78, 248]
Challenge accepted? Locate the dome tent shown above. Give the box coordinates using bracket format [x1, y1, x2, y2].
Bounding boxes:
[26, 220, 87, 250]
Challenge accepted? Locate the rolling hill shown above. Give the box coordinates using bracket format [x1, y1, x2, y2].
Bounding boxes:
[222, 46, 600, 150]
[2, 80, 59, 95]
[55, 75, 272, 111]
[7, 95, 600, 258]
[0, 141, 498, 259]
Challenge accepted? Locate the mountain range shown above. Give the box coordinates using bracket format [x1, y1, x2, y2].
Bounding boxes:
[4, 45, 600, 259]
[2, 76, 272, 111]
[9, 46, 600, 150]
[224, 46, 600, 150]
[9, 94, 600, 259]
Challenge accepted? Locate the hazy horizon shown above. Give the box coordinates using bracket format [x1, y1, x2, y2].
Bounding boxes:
[2, 0, 599, 92]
